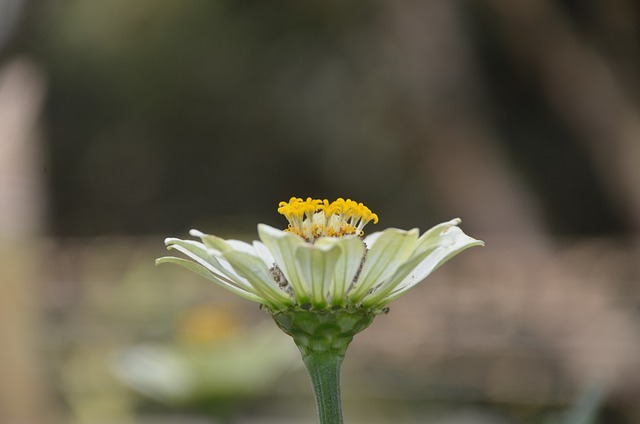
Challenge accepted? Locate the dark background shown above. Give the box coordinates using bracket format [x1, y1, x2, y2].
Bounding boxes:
[5, 0, 640, 238]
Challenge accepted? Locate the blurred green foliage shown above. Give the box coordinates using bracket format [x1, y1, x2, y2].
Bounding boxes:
[34, 0, 416, 236]
[43, 240, 625, 423]
[20, 0, 634, 236]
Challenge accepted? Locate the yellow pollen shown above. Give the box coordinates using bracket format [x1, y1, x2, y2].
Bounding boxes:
[277, 197, 378, 241]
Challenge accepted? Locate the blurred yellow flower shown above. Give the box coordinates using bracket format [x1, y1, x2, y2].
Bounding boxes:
[177, 305, 243, 345]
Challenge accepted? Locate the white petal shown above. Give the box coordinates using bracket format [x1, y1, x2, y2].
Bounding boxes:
[410, 218, 461, 258]
[315, 236, 366, 306]
[252, 240, 275, 267]
[348, 228, 419, 303]
[361, 220, 469, 307]
[362, 231, 383, 248]
[258, 224, 310, 304]
[189, 230, 231, 251]
[164, 238, 229, 279]
[221, 250, 293, 307]
[165, 237, 209, 254]
[208, 255, 256, 292]
[379, 222, 483, 304]
[188, 229, 206, 238]
[165, 238, 255, 293]
[360, 247, 435, 307]
[190, 229, 258, 255]
[156, 257, 264, 303]
[295, 243, 341, 308]
[226, 239, 258, 255]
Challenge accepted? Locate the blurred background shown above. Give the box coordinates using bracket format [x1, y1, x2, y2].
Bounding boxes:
[1, 0, 640, 423]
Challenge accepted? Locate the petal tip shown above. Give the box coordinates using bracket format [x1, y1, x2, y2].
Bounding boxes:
[258, 223, 289, 238]
[155, 257, 173, 266]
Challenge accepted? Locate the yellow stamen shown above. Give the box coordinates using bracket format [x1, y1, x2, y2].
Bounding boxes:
[277, 197, 378, 241]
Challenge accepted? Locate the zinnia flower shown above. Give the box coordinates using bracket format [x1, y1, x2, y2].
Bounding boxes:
[157, 197, 483, 424]
[157, 197, 483, 314]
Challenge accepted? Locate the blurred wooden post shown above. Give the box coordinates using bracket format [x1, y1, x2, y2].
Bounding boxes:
[0, 58, 50, 424]
[476, 0, 640, 233]
[379, 0, 546, 241]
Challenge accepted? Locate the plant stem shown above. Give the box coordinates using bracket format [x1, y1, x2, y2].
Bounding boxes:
[270, 309, 376, 424]
[302, 352, 345, 424]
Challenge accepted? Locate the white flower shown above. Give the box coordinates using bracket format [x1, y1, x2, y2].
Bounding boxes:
[157, 197, 483, 313]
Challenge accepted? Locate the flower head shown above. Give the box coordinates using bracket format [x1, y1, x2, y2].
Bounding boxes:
[157, 197, 483, 314]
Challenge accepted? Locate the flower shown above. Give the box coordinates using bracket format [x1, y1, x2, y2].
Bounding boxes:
[157, 197, 483, 314]
[158, 197, 484, 424]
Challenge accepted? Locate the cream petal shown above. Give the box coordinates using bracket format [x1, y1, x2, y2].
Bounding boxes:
[362, 220, 469, 306]
[166, 218, 483, 311]
[362, 231, 383, 248]
[380, 224, 483, 304]
[164, 238, 226, 277]
[294, 243, 341, 309]
[209, 255, 257, 292]
[164, 238, 255, 293]
[252, 240, 275, 267]
[221, 250, 293, 307]
[165, 237, 209, 255]
[348, 228, 419, 302]
[155, 257, 264, 303]
[226, 239, 258, 255]
[315, 236, 366, 306]
[258, 224, 310, 304]
[189, 230, 231, 251]
[409, 218, 461, 258]
[360, 247, 435, 308]
[190, 229, 258, 255]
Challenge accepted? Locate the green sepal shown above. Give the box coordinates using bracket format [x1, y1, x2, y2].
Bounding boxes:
[269, 308, 376, 357]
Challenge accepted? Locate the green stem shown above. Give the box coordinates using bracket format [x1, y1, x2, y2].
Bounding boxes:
[302, 352, 345, 424]
[269, 308, 376, 424]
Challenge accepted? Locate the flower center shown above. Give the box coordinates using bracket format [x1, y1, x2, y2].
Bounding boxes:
[278, 197, 378, 242]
